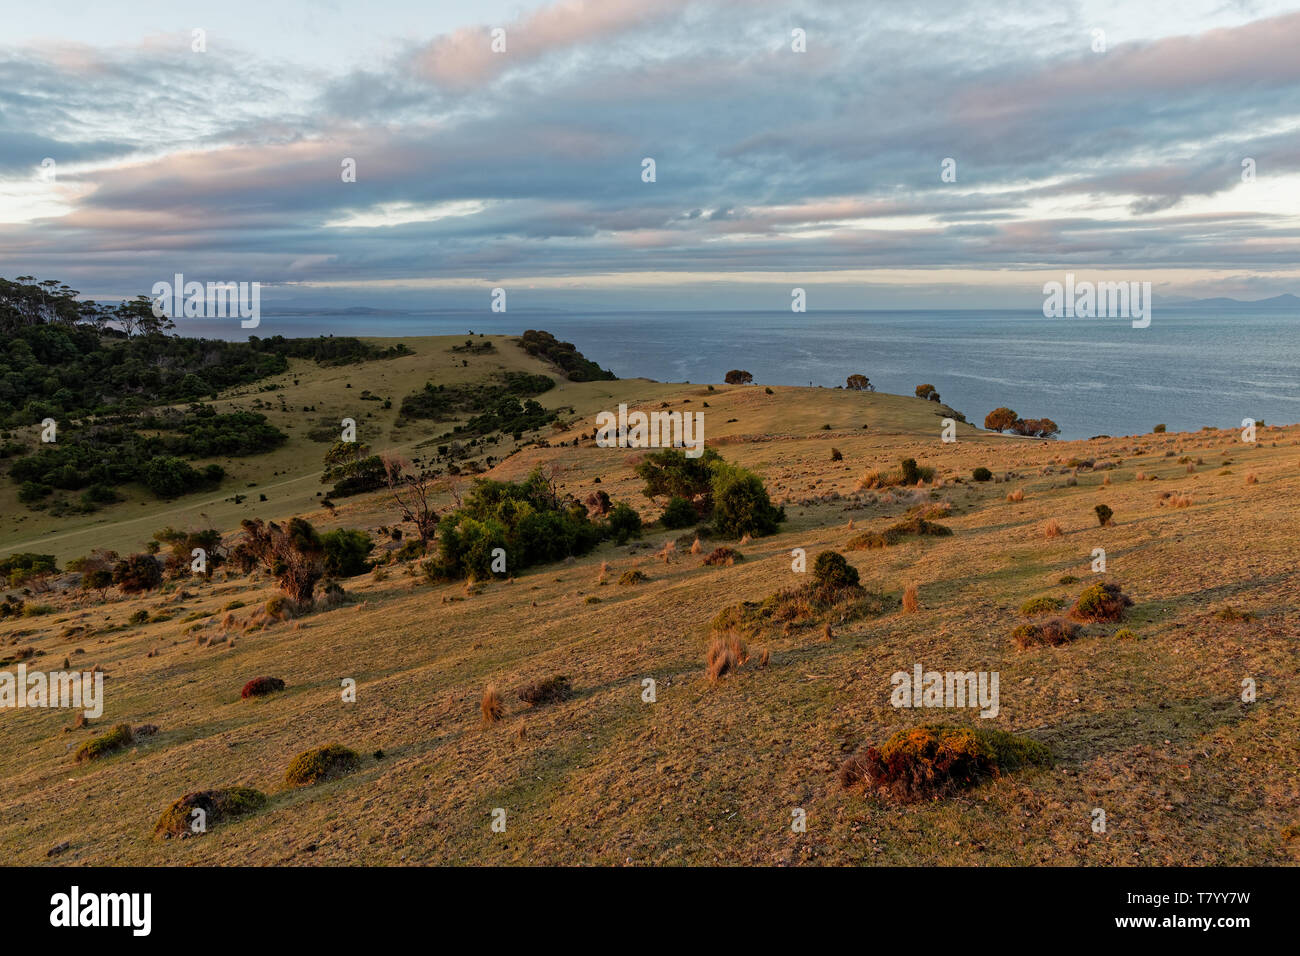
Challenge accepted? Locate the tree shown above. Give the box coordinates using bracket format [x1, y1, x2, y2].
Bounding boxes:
[915, 384, 937, 400]
[238, 517, 325, 606]
[1010, 417, 1060, 439]
[635, 448, 720, 515]
[81, 568, 114, 600]
[0, 552, 58, 590]
[984, 407, 1019, 433]
[724, 369, 753, 385]
[846, 374, 874, 392]
[382, 453, 439, 549]
[113, 554, 163, 593]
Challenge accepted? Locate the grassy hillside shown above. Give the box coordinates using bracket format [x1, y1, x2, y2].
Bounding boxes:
[1, 336, 1296, 865]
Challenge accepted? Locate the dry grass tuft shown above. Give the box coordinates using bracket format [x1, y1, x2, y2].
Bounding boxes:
[1043, 519, 1063, 539]
[481, 685, 504, 725]
[902, 584, 920, 614]
[705, 632, 749, 682]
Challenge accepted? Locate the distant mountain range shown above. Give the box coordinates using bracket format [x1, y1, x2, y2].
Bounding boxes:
[1162, 293, 1300, 309]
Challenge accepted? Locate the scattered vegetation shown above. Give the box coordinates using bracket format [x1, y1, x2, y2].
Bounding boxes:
[839, 724, 1051, 802]
[283, 744, 361, 787]
[153, 787, 267, 838]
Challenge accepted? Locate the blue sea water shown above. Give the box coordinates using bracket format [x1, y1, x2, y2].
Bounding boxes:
[172, 308, 1300, 441]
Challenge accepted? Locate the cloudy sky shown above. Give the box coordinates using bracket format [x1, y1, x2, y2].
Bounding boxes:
[2, 0, 1300, 310]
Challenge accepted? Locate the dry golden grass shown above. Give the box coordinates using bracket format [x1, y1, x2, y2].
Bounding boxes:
[1043, 519, 1063, 539]
[901, 584, 920, 614]
[481, 685, 504, 725]
[2, 343, 1297, 866]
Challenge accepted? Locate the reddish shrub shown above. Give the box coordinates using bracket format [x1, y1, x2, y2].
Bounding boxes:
[240, 676, 286, 699]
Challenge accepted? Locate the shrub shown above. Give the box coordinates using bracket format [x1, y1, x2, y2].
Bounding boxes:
[1153, 424, 1167, 433]
[659, 496, 697, 529]
[1006, 488, 1025, 502]
[75, 723, 133, 762]
[1213, 605, 1255, 623]
[321, 528, 373, 578]
[154, 787, 267, 837]
[899, 458, 928, 486]
[972, 467, 993, 482]
[519, 675, 572, 706]
[702, 546, 742, 566]
[240, 676, 285, 699]
[0, 552, 58, 588]
[857, 458, 935, 489]
[113, 554, 162, 594]
[426, 467, 607, 580]
[284, 744, 361, 786]
[830, 447, 843, 462]
[1019, 595, 1063, 616]
[839, 724, 1051, 802]
[1094, 504, 1114, 527]
[1011, 618, 1080, 649]
[1114, 628, 1138, 641]
[1069, 582, 1132, 622]
[618, 568, 648, 585]
[813, 551, 859, 589]
[606, 502, 643, 544]
[848, 515, 952, 549]
[705, 632, 748, 682]
[1042, 519, 1062, 539]
[709, 461, 784, 538]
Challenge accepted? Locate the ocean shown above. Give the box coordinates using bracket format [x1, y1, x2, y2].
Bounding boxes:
[172, 308, 1300, 441]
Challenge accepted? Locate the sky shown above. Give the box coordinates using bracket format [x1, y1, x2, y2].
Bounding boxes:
[2, 0, 1300, 311]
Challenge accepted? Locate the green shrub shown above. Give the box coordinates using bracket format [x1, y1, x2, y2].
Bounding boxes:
[0, 552, 58, 587]
[618, 569, 648, 585]
[710, 461, 784, 538]
[659, 496, 697, 529]
[154, 787, 267, 837]
[606, 502, 643, 544]
[321, 528, 373, 578]
[813, 551, 859, 589]
[284, 744, 361, 787]
[75, 723, 133, 762]
[1070, 582, 1132, 622]
[425, 467, 608, 580]
[1011, 618, 1080, 649]
[972, 467, 992, 482]
[1019, 595, 1063, 616]
[839, 724, 1051, 802]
